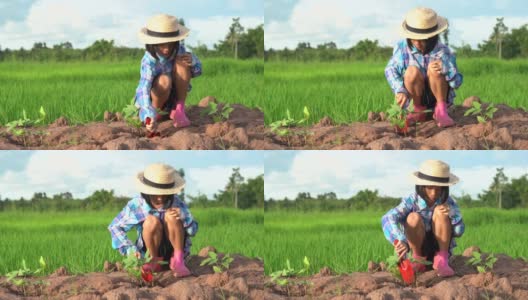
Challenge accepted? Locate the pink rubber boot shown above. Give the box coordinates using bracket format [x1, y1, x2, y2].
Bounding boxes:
[406, 103, 427, 125]
[170, 100, 191, 128]
[141, 256, 164, 273]
[411, 253, 427, 273]
[433, 250, 455, 277]
[434, 101, 454, 128]
[170, 250, 191, 278]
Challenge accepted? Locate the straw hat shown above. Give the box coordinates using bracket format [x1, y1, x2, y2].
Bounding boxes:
[138, 14, 190, 44]
[401, 7, 448, 40]
[410, 160, 459, 186]
[136, 163, 185, 195]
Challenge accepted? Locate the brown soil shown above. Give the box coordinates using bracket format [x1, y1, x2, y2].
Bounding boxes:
[265, 248, 528, 299]
[265, 101, 528, 150]
[0, 248, 268, 300]
[0, 99, 266, 150]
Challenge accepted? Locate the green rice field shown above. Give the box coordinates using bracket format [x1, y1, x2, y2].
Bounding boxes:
[0, 208, 263, 275]
[263, 208, 528, 275]
[264, 58, 528, 124]
[0, 58, 264, 125]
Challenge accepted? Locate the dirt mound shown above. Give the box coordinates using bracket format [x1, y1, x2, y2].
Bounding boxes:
[265, 248, 528, 299]
[0, 248, 268, 299]
[264, 102, 528, 149]
[0, 100, 266, 150]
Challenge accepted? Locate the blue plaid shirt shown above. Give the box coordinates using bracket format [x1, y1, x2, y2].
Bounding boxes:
[385, 40, 463, 106]
[108, 195, 198, 257]
[381, 192, 464, 252]
[134, 44, 202, 122]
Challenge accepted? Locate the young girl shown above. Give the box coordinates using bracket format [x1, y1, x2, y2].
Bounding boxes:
[136, 14, 202, 133]
[385, 7, 463, 128]
[108, 163, 198, 277]
[381, 160, 465, 277]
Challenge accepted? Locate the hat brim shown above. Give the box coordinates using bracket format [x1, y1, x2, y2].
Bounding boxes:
[401, 16, 448, 40]
[138, 26, 190, 45]
[410, 171, 459, 186]
[135, 172, 185, 195]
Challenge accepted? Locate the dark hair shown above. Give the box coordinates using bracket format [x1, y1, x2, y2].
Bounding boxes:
[146, 41, 180, 60]
[407, 35, 439, 54]
[141, 193, 175, 209]
[415, 185, 449, 204]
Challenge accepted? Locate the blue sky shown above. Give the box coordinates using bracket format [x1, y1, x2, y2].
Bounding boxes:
[265, 0, 528, 49]
[265, 151, 528, 200]
[0, 151, 263, 200]
[0, 0, 263, 49]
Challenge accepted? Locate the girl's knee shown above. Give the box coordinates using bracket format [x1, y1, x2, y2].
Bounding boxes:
[174, 63, 191, 82]
[406, 212, 424, 227]
[404, 66, 423, 82]
[144, 215, 162, 232]
[155, 74, 172, 90]
[164, 213, 183, 226]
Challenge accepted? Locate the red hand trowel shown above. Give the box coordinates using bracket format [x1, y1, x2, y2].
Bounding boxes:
[394, 239, 415, 285]
[145, 117, 161, 138]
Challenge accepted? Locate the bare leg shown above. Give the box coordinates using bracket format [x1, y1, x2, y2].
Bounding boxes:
[150, 74, 172, 111]
[403, 66, 425, 107]
[404, 212, 426, 256]
[164, 213, 190, 277]
[142, 215, 163, 257]
[173, 61, 191, 102]
[432, 208, 452, 252]
[427, 65, 454, 127]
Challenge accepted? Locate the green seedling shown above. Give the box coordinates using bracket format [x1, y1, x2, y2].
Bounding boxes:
[122, 251, 166, 284]
[384, 251, 431, 283]
[199, 251, 234, 273]
[5, 256, 47, 288]
[5, 106, 46, 136]
[466, 251, 497, 273]
[270, 106, 310, 137]
[201, 102, 234, 123]
[122, 98, 142, 128]
[270, 256, 311, 286]
[464, 102, 497, 124]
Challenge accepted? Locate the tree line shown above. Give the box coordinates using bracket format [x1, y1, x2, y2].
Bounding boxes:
[265, 170, 528, 212]
[265, 19, 528, 61]
[0, 19, 263, 62]
[0, 169, 264, 212]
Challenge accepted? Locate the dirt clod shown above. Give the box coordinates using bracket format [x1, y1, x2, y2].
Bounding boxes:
[463, 96, 482, 108]
[198, 96, 217, 107]
[463, 246, 482, 257]
[199, 246, 217, 257]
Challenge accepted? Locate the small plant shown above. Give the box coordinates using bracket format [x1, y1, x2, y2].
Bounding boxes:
[269, 256, 311, 286]
[5, 106, 46, 136]
[466, 251, 497, 273]
[122, 98, 143, 129]
[122, 251, 165, 284]
[200, 251, 234, 273]
[464, 102, 498, 124]
[384, 251, 431, 284]
[270, 106, 310, 137]
[5, 256, 47, 295]
[201, 102, 234, 123]
[386, 103, 410, 133]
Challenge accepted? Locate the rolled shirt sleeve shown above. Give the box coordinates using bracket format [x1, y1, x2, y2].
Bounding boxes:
[108, 201, 140, 256]
[385, 42, 408, 95]
[135, 55, 157, 122]
[381, 196, 413, 245]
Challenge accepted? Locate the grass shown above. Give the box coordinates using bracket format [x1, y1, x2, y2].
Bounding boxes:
[0, 208, 263, 275]
[0, 58, 264, 125]
[263, 208, 528, 275]
[264, 58, 528, 125]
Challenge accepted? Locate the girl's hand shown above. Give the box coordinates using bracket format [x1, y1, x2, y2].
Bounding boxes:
[429, 60, 443, 75]
[436, 203, 450, 216]
[395, 240, 409, 260]
[167, 207, 181, 220]
[134, 252, 141, 259]
[145, 118, 157, 132]
[396, 93, 407, 108]
[176, 54, 192, 67]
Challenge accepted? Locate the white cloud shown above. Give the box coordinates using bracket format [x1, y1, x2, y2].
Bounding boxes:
[264, 152, 528, 200]
[187, 165, 263, 196]
[265, 0, 528, 49]
[0, 0, 262, 49]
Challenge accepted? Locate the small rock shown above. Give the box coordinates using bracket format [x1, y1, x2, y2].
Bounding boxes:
[367, 112, 380, 122]
[104, 111, 115, 122]
[379, 112, 387, 121]
[379, 262, 387, 271]
[368, 261, 380, 272]
[490, 277, 513, 294]
[463, 96, 481, 108]
[115, 112, 123, 122]
[199, 96, 217, 108]
[104, 261, 115, 272]
[51, 116, 69, 127]
[315, 116, 334, 127]
[223, 277, 249, 294]
[463, 246, 481, 257]
[318, 266, 333, 276]
[115, 262, 123, 271]
[199, 246, 217, 257]
[51, 266, 69, 276]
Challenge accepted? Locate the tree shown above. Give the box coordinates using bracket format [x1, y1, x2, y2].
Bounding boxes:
[226, 168, 244, 208]
[227, 18, 244, 59]
[491, 168, 508, 209]
[492, 18, 509, 59]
